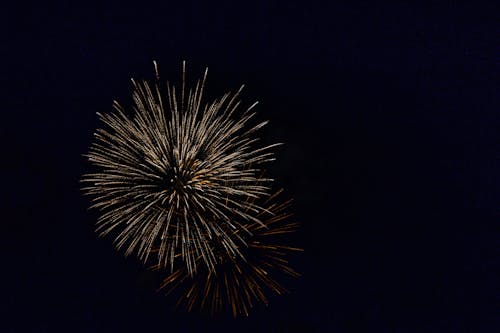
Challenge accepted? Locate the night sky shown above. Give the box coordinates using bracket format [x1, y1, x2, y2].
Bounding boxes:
[2, 1, 495, 332]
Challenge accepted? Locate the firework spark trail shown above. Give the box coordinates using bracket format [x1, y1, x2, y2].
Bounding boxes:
[81, 62, 282, 275]
[155, 190, 302, 317]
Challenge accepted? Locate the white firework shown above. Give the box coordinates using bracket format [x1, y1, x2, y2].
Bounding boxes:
[81, 62, 281, 275]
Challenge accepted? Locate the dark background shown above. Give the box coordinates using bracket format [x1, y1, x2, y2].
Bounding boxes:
[2, 1, 495, 332]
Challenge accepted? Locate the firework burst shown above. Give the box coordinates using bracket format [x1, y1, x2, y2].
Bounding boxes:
[81, 62, 281, 274]
[155, 189, 302, 317]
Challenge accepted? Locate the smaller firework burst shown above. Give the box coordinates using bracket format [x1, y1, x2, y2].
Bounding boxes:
[154, 190, 302, 317]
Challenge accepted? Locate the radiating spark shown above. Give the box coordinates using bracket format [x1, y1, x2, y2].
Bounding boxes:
[81, 62, 281, 275]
